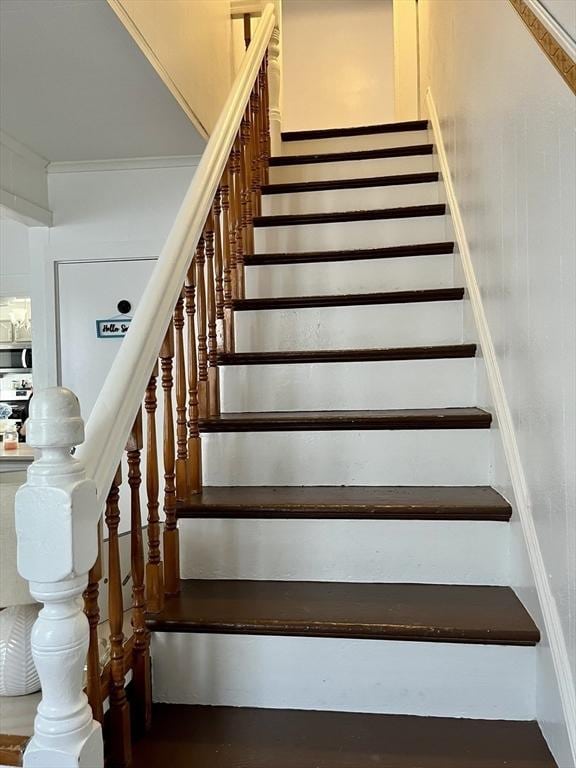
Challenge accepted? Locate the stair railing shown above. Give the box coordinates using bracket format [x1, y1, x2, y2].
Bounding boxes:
[15, 6, 278, 767]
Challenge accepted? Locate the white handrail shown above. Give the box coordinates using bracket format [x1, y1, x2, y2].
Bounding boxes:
[76, 4, 276, 506]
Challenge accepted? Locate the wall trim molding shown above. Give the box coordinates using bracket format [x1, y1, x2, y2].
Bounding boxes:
[47, 155, 203, 174]
[0, 131, 49, 169]
[509, 0, 576, 93]
[106, 0, 210, 140]
[0, 191, 53, 228]
[426, 86, 576, 764]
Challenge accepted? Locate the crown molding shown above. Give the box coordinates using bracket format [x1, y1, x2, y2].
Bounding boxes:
[47, 155, 203, 174]
[0, 131, 49, 169]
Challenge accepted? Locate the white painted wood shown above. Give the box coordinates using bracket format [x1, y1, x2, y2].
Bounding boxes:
[202, 429, 492, 486]
[220, 358, 476, 411]
[74, 5, 277, 507]
[245, 253, 455, 297]
[151, 632, 535, 720]
[254, 216, 449, 253]
[269, 154, 434, 183]
[179, 518, 508, 584]
[262, 180, 441, 215]
[235, 301, 464, 351]
[280, 129, 429, 155]
[427, 87, 576, 763]
[268, 26, 282, 156]
[0, 132, 51, 226]
[14, 389, 103, 768]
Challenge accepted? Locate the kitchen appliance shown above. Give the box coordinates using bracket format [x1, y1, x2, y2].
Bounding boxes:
[0, 345, 32, 373]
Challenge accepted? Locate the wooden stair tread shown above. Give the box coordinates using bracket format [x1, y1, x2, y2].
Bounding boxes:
[262, 171, 439, 195]
[0, 735, 29, 768]
[177, 486, 511, 521]
[233, 287, 465, 311]
[132, 705, 557, 768]
[281, 119, 429, 141]
[246, 241, 455, 266]
[199, 408, 491, 432]
[146, 580, 539, 645]
[218, 344, 477, 365]
[254, 204, 445, 228]
[269, 144, 434, 166]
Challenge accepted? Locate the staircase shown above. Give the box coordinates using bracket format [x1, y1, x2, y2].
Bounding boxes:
[134, 120, 556, 766]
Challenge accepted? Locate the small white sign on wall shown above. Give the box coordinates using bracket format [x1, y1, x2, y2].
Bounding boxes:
[96, 318, 132, 339]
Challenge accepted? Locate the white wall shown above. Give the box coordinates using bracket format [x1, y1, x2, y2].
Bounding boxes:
[418, 0, 575, 763]
[281, 0, 395, 131]
[0, 132, 51, 226]
[0, 214, 30, 298]
[108, 0, 233, 136]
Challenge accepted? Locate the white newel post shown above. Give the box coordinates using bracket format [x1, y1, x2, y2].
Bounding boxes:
[15, 388, 104, 768]
[268, 25, 282, 157]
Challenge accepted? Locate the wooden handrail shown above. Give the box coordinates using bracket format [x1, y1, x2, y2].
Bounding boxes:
[76, 3, 276, 507]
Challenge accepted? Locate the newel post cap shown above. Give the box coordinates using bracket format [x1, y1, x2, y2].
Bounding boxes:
[26, 387, 85, 448]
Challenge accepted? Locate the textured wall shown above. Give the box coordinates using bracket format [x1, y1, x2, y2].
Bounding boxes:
[418, 0, 575, 757]
[281, 0, 395, 131]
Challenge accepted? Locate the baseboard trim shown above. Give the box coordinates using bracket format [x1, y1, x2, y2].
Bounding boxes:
[426, 86, 576, 763]
[47, 155, 203, 174]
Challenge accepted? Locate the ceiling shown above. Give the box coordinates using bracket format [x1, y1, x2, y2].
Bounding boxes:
[0, 0, 206, 162]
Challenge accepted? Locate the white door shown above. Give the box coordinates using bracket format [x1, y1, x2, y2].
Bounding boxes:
[57, 258, 155, 421]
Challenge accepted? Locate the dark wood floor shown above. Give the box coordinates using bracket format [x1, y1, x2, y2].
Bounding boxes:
[131, 705, 557, 768]
[146, 580, 539, 645]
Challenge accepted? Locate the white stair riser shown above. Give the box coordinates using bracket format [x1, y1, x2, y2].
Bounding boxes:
[254, 216, 448, 253]
[151, 633, 535, 720]
[280, 130, 430, 155]
[245, 253, 455, 297]
[202, 430, 492, 486]
[262, 182, 441, 216]
[235, 302, 464, 351]
[179, 519, 508, 585]
[220, 358, 476, 411]
[269, 155, 434, 184]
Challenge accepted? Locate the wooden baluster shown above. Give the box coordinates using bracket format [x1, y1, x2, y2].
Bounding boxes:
[126, 408, 152, 735]
[213, 187, 225, 349]
[250, 84, 262, 217]
[243, 12, 251, 49]
[105, 465, 131, 768]
[196, 236, 210, 417]
[239, 116, 252, 294]
[260, 58, 271, 184]
[231, 136, 242, 299]
[145, 365, 164, 614]
[174, 292, 189, 502]
[221, 163, 235, 352]
[185, 259, 202, 494]
[204, 211, 220, 417]
[161, 322, 180, 596]
[83, 523, 103, 724]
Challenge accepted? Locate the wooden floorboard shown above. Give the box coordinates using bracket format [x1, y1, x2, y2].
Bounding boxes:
[146, 580, 539, 645]
[132, 705, 557, 767]
[199, 408, 492, 432]
[177, 485, 511, 521]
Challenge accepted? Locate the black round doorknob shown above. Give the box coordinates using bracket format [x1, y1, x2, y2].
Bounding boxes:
[117, 300, 132, 315]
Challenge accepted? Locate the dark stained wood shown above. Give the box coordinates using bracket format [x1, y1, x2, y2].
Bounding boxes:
[176, 486, 511, 522]
[173, 292, 189, 501]
[146, 580, 539, 645]
[199, 408, 491, 432]
[281, 119, 429, 141]
[160, 323, 179, 597]
[246, 241, 455, 266]
[185, 261, 202, 495]
[104, 466, 132, 768]
[254, 204, 445, 228]
[262, 171, 439, 195]
[132, 705, 557, 768]
[144, 365, 164, 614]
[233, 287, 465, 311]
[218, 343, 477, 365]
[269, 144, 433, 166]
[126, 409, 152, 736]
[0, 735, 29, 767]
[83, 521, 103, 723]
